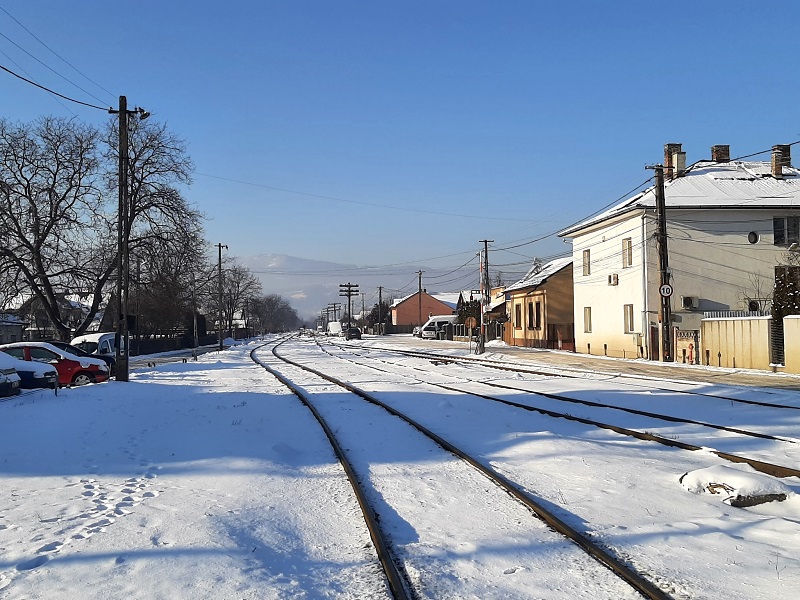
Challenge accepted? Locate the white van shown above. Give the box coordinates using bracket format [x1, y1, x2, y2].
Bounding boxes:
[326, 322, 343, 337]
[70, 332, 123, 358]
[420, 315, 458, 339]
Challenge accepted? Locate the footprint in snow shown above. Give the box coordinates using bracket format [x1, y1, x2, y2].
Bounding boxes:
[16, 555, 49, 571]
[36, 540, 64, 554]
[503, 566, 525, 575]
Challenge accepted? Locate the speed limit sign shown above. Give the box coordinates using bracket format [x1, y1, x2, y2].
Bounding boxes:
[659, 284, 673, 297]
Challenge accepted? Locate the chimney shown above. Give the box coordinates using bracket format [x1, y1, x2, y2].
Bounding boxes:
[711, 145, 730, 162]
[772, 144, 792, 179]
[673, 151, 686, 177]
[664, 143, 682, 179]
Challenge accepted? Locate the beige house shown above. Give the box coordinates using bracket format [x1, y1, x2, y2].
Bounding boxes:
[503, 257, 574, 350]
[559, 143, 800, 361]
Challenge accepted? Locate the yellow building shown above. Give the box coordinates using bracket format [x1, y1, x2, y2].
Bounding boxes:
[503, 257, 574, 350]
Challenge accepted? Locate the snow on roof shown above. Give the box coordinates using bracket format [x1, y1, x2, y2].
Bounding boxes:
[504, 256, 572, 293]
[0, 341, 107, 368]
[431, 293, 459, 309]
[560, 159, 800, 237]
[0, 313, 26, 325]
[391, 291, 459, 310]
[390, 293, 414, 307]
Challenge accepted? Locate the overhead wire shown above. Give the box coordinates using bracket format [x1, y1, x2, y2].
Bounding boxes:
[0, 63, 108, 111]
[0, 4, 115, 100]
[195, 172, 538, 222]
[0, 31, 108, 106]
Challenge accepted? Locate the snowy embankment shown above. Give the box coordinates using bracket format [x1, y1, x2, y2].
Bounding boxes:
[0, 341, 386, 599]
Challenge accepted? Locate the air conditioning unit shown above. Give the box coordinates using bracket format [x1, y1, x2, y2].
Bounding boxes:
[681, 296, 698, 309]
[607, 273, 619, 286]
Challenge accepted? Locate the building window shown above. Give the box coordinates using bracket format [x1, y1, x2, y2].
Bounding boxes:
[774, 216, 800, 246]
[514, 303, 522, 328]
[583, 307, 592, 333]
[622, 238, 633, 268]
[582, 249, 591, 276]
[527, 301, 541, 329]
[623, 304, 634, 333]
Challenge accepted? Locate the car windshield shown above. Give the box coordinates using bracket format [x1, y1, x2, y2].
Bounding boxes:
[74, 341, 98, 354]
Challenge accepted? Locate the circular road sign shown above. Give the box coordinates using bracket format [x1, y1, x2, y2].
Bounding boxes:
[660, 284, 674, 298]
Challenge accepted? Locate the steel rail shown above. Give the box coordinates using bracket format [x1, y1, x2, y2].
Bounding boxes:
[348, 341, 800, 411]
[321, 339, 800, 480]
[326, 340, 798, 444]
[268, 339, 674, 600]
[249, 343, 413, 600]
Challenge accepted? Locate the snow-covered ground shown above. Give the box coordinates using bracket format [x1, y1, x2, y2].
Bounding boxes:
[1, 336, 799, 598]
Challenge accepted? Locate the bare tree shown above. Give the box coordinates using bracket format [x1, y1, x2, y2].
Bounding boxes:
[132, 225, 207, 338]
[0, 115, 203, 340]
[218, 263, 262, 337]
[250, 294, 300, 333]
[0, 116, 107, 340]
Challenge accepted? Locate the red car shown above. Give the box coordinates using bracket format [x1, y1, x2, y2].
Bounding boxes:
[0, 342, 110, 386]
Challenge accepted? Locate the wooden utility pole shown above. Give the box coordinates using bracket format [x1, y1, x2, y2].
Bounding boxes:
[339, 283, 359, 329]
[649, 165, 673, 361]
[217, 243, 227, 351]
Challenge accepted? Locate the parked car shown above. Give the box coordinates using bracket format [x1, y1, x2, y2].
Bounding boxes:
[0, 349, 57, 390]
[69, 332, 122, 359]
[0, 354, 21, 397]
[345, 327, 362, 340]
[0, 342, 109, 386]
[47, 340, 116, 375]
[420, 315, 458, 340]
[326, 322, 343, 337]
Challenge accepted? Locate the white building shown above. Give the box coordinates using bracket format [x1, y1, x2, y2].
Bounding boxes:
[559, 143, 800, 361]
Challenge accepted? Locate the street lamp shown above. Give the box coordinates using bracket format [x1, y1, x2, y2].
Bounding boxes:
[108, 96, 149, 381]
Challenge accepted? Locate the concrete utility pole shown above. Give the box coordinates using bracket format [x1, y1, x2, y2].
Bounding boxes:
[476, 239, 493, 354]
[378, 286, 383, 335]
[361, 293, 366, 327]
[417, 270, 423, 326]
[108, 96, 148, 381]
[647, 165, 673, 361]
[217, 243, 228, 351]
[114, 96, 129, 381]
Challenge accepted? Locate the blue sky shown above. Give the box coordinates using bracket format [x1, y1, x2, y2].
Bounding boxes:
[3, 1, 800, 292]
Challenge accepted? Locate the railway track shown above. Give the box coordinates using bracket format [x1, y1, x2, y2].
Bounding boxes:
[344, 341, 800, 411]
[251, 337, 675, 599]
[321, 338, 800, 479]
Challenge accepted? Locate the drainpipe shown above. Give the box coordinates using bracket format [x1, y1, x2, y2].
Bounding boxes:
[641, 211, 650, 358]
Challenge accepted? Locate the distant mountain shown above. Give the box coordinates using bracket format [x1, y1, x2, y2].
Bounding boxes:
[236, 253, 484, 322]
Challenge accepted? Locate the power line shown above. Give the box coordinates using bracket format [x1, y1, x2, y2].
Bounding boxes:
[0, 48, 76, 115]
[0, 5, 115, 100]
[0, 62, 108, 111]
[195, 172, 538, 222]
[0, 30, 108, 105]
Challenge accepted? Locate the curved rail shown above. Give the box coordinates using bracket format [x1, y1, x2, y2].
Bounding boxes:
[266, 339, 674, 600]
[249, 342, 413, 600]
